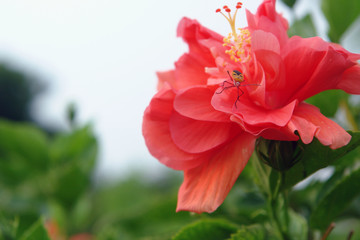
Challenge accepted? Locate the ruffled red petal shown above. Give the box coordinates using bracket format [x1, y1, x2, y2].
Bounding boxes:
[280, 37, 356, 103]
[287, 103, 351, 149]
[176, 133, 256, 213]
[212, 85, 297, 128]
[174, 86, 230, 122]
[246, 0, 288, 47]
[156, 70, 175, 91]
[142, 89, 205, 170]
[336, 64, 360, 94]
[173, 53, 210, 89]
[169, 111, 238, 153]
[177, 17, 223, 67]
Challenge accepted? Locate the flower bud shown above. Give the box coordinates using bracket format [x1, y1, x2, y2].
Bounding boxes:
[255, 137, 303, 171]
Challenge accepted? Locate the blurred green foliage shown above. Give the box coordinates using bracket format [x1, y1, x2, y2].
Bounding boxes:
[280, 0, 297, 8]
[288, 14, 317, 38]
[172, 219, 238, 240]
[322, 0, 360, 43]
[0, 119, 97, 239]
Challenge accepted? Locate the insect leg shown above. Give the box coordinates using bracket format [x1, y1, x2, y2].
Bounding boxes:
[216, 85, 235, 94]
[227, 70, 233, 80]
[220, 80, 234, 88]
[241, 83, 261, 86]
[216, 81, 235, 94]
[234, 87, 244, 108]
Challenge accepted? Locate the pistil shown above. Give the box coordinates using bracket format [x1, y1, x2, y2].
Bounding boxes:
[216, 2, 251, 63]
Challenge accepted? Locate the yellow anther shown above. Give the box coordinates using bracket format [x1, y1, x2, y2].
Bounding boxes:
[216, 2, 251, 63]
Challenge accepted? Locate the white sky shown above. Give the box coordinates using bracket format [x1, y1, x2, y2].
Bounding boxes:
[3, 0, 357, 180]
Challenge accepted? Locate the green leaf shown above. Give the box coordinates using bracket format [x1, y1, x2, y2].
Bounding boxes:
[172, 219, 238, 240]
[50, 125, 97, 167]
[288, 14, 317, 38]
[306, 90, 348, 117]
[19, 218, 50, 240]
[281, 131, 360, 190]
[280, 0, 297, 8]
[228, 225, 266, 240]
[0, 120, 49, 186]
[0, 215, 19, 239]
[49, 125, 98, 208]
[288, 210, 308, 240]
[310, 167, 360, 229]
[251, 154, 272, 197]
[322, 0, 360, 42]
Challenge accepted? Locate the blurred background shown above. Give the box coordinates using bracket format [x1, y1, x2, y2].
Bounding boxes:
[1, 0, 266, 180]
[0, 0, 359, 239]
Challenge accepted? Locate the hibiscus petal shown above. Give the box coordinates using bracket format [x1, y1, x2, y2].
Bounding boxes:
[288, 103, 351, 149]
[287, 115, 318, 144]
[259, 127, 299, 141]
[330, 42, 360, 62]
[156, 70, 175, 91]
[252, 49, 286, 108]
[294, 47, 354, 101]
[176, 133, 256, 213]
[278, 37, 328, 103]
[142, 89, 204, 170]
[246, 0, 288, 47]
[251, 30, 280, 54]
[169, 112, 238, 153]
[230, 114, 300, 141]
[177, 17, 222, 67]
[173, 53, 209, 89]
[336, 64, 360, 94]
[281, 37, 356, 103]
[212, 87, 297, 127]
[236, 99, 297, 128]
[174, 86, 230, 122]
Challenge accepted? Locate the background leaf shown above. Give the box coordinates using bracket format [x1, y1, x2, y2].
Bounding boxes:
[281, 131, 360, 190]
[0, 119, 49, 186]
[228, 225, 266, 240]
[309, 167, 360, 230]
[172, 219, 238, 240]
[288, 210, 308, 240]
[306, 90, 348, 118]
[322, 0, 360, 42]
[288, 14, 317, 38]
[280, 0, 297, 8]
[19, 218, 50, 240]
[49, 125, 97, 209]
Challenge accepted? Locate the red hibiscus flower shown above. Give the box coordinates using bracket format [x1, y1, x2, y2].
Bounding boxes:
[142, 0, 360, 213]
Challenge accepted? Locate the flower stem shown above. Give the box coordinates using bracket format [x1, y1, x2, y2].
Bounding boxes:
[268, 199, 283, 239]
[321, 222, 335, 240]
[252, 151, 291, 239]
[267, 173, 290, 240]
[347, 230, 354, 240]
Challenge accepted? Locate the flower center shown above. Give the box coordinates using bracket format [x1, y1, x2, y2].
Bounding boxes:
[216, 2, 251, 63]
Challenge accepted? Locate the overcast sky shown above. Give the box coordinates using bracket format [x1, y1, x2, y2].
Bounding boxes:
[1, 0, 357, 180]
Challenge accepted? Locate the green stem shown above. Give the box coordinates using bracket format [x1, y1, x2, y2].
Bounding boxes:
[267, 173, 290, 240]
[282, 189, 290, 234]
[252, 149, 291, 239]
[251, 154, 271, 196]
[268, 198, 285, 240]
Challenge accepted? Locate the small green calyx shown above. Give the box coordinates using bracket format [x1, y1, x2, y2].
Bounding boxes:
[255, 138, 304, 172]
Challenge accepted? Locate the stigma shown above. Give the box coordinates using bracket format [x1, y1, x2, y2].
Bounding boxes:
[216, 2, 251, 63]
